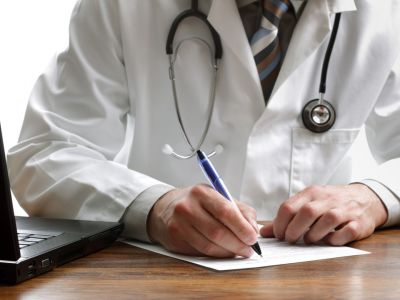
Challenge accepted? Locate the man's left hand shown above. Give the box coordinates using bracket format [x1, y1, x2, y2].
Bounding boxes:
[260, 184, 388, 245]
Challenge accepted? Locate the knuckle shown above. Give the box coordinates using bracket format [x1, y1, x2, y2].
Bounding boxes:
[346, 222, 360, 240]
[173, 201, 192, 217]
[305, 185, 323, 196]
[208, 227, 225, 242]
[199, 242, 216, 256]
[166, 220, 181, 238]
[217, 203, 234, 220]
[324, 210, 342, 226]
[189, 185, 208, 199]
[300, 203, 318, 219]
[279, 202, 296, 217]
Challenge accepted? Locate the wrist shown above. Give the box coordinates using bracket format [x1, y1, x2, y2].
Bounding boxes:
[351, 183, 388, 228]
[147, 188, 178, 243]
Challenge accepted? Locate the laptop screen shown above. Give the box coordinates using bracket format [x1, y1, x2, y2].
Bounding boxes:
[0, 123, 21, 261]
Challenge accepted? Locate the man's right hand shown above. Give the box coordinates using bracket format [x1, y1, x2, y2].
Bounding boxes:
[147, 185, 259, 258]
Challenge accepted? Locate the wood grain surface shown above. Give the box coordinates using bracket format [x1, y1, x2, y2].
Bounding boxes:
[1, 227, 399, 300]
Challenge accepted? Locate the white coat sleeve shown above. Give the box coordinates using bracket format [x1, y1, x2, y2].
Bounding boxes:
[362, 52, 400, 227]
[7, 0, 171, 240]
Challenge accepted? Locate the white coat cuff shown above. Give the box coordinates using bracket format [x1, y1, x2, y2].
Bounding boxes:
[357, 179, 400, 228]
[121, 184, 174, 242]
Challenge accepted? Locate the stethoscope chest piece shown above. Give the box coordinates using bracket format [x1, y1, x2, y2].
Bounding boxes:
[302, 98, 336, 133]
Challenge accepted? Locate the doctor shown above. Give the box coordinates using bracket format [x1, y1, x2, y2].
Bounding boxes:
[8, 0, 400, 258]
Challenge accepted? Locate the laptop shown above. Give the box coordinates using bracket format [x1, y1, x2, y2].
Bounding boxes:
[0, 124, 123, 284]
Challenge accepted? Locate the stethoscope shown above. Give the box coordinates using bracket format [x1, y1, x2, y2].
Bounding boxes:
[163, 0, 342, 160]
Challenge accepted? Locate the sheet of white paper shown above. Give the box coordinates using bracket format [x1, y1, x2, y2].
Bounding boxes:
[122, 238, 369, 271]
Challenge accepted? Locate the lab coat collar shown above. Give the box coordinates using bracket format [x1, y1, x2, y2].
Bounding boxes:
[271, 0, 357, 99]
[327, 0, 357, 13]
[208, 0, 265, 104]
[207, 0, 357, 107]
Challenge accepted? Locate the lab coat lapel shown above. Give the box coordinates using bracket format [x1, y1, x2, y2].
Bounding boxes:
[271, 0, 357, 99]
[207, 0, 265, 104]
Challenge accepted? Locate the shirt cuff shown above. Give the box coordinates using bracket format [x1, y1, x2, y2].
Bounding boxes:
[120, 184, 174, 242]
[357, 179, 400, 228]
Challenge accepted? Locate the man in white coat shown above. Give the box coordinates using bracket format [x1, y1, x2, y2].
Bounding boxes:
[8, 0, 400, 257]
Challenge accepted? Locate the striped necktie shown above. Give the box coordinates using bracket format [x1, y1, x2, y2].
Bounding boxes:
[250, 0, 294, 101]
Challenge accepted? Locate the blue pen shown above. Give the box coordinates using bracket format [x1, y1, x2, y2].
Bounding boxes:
[196, 150, 262, 257]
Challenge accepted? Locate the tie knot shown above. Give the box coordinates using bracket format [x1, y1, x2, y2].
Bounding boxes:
[262, 0, 291, 27]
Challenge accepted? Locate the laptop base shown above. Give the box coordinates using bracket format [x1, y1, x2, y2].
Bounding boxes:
[0, 216, 122, 285]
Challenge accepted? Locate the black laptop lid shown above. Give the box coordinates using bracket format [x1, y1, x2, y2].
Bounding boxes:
[0, 123, 20, 261]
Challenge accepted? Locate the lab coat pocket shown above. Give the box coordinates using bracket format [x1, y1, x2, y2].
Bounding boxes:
[290, 127, 360, 196]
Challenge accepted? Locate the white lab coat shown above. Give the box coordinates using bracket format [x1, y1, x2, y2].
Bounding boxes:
[8, 0, 400, 234]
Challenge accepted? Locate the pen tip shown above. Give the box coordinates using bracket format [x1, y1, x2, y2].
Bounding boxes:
[251, 243, 262, 256]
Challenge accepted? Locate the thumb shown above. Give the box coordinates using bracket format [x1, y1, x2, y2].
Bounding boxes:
[260, 222, 275, 238]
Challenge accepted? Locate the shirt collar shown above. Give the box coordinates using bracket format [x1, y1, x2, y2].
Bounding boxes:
[236, 0, 305, 14]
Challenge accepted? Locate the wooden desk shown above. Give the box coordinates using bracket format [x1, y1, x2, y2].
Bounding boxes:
[1, 228, 400, 299]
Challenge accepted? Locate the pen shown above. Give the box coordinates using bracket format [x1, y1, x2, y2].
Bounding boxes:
[196, 150, 262, 257]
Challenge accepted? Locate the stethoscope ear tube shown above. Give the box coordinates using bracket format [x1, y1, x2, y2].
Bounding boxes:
[164, 1, 223, 160]
[165, 5, 222, 59]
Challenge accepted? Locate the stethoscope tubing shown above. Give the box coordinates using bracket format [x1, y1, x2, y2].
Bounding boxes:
[165, 2, 343, 160]
[319, 13, 342, 97]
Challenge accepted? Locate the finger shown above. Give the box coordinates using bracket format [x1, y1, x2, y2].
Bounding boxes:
[188, 206, 254, 257]
[324, 219, 375, 246]
[303, 208, 347, 244]
[196, 188, 258, 246]
[273, 190, 313, 240]
[185, 225, 239, 257]
[166, 206, 237, 257]
[167, 239, 203, 256]
[260, 222, 275, 238]
[237, 201, 259, 233]
[174, 186, 254, 257]
[285, 200, 332, 243]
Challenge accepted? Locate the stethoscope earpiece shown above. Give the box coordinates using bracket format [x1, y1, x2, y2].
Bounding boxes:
[162, 144, 174, 156]
[302, 98, 336, 133]
[162, 144, 224, 160]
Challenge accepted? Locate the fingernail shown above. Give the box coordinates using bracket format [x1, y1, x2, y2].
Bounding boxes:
[245, 234, 257, 245]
